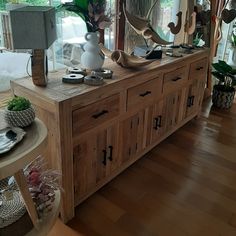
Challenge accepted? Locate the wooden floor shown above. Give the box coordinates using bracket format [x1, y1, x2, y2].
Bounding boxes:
[68, 99, 236, 236]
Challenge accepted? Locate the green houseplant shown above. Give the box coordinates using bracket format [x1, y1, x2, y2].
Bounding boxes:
[4, 96, 35, 127]
[211, 60, 236, 109]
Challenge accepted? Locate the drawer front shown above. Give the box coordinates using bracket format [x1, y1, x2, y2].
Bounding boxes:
[189, 57, 208, 80]
[73, 94, 120, 135]
[163, 66, 188, 94]
[127, 77, 162, 111]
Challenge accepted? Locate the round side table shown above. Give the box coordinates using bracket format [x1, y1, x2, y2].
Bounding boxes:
[0, 118, 60, 235]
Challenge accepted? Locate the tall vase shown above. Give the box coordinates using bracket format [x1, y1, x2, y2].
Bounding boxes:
[80, 32, 104, 70]
[227, 47, 236, 69]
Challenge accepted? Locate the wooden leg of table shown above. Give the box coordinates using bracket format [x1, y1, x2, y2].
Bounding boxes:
[14, 169, 39, 230]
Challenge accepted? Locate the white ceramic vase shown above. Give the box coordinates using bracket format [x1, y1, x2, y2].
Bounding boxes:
[227, 47, 236, 69]
[80, 32, 104, 70]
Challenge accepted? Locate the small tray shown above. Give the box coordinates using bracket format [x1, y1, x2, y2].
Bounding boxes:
[0, 127, 26, 155]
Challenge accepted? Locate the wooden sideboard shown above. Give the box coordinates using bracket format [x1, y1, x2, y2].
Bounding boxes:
[11, 49, 209, 223]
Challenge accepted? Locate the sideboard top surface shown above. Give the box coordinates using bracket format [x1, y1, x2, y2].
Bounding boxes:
[11, 48, 209, 104]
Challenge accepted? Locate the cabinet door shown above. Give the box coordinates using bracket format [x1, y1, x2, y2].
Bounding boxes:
[162, 89, 185, 133]
[73, 124, 118, 204]
[146, 100, 164, 146]
[185, 79, 205, 118]
[119, 110, 145, 164]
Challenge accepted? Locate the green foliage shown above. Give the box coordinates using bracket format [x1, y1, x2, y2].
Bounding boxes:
[7, 96, 31, 111]
[211, 60, 236, 89]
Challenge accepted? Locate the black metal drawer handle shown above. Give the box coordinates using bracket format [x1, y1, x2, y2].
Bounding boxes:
[196, 66, 204, 71]
[187, 96, 195, 107]
[139, 91, 151, 97]
[108, 145, 113, 161]
[154, 115, 162, 130]
[191, 95, 195, 106]
[102, 149, 107, 166]
[187, 96, 192, 107]
[92, 110, 108, 119]
[172, 77, 182, 82]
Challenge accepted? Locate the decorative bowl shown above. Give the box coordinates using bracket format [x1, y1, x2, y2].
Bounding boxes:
[4, 106, 35, 127]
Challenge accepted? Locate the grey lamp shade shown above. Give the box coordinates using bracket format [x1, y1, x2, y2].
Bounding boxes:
[10, 6, 57, 49]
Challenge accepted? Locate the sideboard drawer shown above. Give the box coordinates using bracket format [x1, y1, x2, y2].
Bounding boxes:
[127, 77, 162, 111]
[163, 66, 188, 94]
[73, 94, 120, 135]
[189, 57, 208, 80]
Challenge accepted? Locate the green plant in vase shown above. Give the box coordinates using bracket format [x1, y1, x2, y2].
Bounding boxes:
[211, 60, 236, 108]
[5, 96, 35, 127]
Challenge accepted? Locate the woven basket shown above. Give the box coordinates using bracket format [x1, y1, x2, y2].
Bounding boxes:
[4, 106, 35, 127]
[212, 86, 235, 109]
[0, 178, 26, 228]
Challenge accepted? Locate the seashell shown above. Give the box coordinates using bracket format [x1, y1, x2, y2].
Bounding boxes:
[99, 44, 154, 68]
[123, 4, 172, 45]
[168, 11, 182, 35]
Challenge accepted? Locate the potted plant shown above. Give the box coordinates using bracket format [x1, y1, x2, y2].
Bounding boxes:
[4, 96, 35, 127]
[211, 60, 236, 109]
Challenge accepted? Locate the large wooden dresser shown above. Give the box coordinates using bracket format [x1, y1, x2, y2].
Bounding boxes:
[11, 49, 209, 222]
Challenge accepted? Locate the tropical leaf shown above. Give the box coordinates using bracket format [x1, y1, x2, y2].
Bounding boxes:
[74, 0, 89, 12]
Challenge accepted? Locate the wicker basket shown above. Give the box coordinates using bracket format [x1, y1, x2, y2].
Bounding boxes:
[0, 178, 26, 229]
[4, 106, 35, 127]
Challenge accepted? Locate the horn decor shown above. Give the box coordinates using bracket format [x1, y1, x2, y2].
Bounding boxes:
[186, 12, 196, 35]
[99, 44, 154, 68]
[123, 3, 172, 45]
[168, 11, 182, 35]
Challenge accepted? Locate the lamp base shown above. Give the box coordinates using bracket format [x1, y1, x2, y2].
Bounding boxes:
[31, 49, 48, 86]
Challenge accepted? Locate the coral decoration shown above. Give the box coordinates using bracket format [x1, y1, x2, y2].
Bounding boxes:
[24, 156, 61, 217]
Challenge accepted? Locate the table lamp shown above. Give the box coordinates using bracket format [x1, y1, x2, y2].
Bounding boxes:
[10, 6, 57, 86]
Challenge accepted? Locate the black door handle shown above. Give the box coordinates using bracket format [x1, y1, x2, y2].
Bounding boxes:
[92, 110, 108, 119]
[139, 91, 151, 97]
[102, 149, 107, 166]
[154, 115, 162, 130]
[196, 66, 203, 71]
[187, 96, 192, 107]
[172, 77, 182, 82]
[107, 145, 113, 161]
[191, 96, 195, 106]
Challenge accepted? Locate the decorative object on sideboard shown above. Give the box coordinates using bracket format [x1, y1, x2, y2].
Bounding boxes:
[91, 68, 113, 79]
[62, 74, 85, 84]
[4, 97, 35, 127]
[99, 44, 154, 68]
[211, 60, 236, 109]
[123, 1, 172, 46]
[84, 75, 104, 86]
[81, 32, 105, 70]
[67, 67, 87, 76]
[168, 12, 182, 35]
[10, 6, 57, 87]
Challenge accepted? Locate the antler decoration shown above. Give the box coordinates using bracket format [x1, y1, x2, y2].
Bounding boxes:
[168, 11, 182, 35]
[123, 1, 173, 45]
[186, 12, 197, 35]
[99, 43, 154, 68]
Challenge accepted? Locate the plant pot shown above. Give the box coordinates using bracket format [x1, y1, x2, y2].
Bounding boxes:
[4, 106, 35, 127]
[212, 85, 235, 109]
